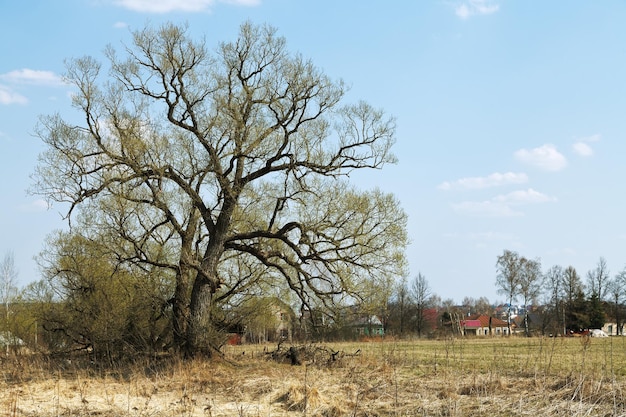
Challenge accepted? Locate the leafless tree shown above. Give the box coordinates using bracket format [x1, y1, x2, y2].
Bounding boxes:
[495, 250, 520, 335]
[0, 252, 18, 316]
[392, 276, 411, 336]
[609, 267, 626, 335]
[544, 265, 565, 335]
[518, 256, 542, 336]
[0, 251, 19, 351]
[476, 297, 492, 316]
[587, 257, 610, 300]
[461, 296, 475, 317]
[411, 272, 431, 338]
[561, 266, 586, 331]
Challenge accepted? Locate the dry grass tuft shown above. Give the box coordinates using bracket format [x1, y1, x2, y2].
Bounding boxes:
[274, 383, 321, 411]
[457, 373, 505, 396]
[317, 404, 344, 417]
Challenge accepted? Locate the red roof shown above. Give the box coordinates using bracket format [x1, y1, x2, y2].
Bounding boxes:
[463, 314, 508, 328]
[460, 320, 482, 328]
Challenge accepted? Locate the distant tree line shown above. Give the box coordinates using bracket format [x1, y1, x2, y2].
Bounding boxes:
[380, 250, 626, 339]
[494, 250, 622, 337]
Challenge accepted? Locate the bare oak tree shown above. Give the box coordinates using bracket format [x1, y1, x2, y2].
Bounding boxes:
[31, 22, 407, 356]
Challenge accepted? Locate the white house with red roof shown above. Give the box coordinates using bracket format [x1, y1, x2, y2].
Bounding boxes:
[460, 314, 512, 336]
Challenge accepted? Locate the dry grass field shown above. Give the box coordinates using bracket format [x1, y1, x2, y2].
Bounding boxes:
[3, 336, 626, 416]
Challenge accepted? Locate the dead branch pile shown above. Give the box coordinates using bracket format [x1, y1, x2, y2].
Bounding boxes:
[265, 340, 361, 366]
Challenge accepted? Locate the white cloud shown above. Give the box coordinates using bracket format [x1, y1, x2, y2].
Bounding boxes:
[439, 171, 528, 190]
[112, 0, 259, 13]
[113, 21, 129, 29]
[0, 86, 27, 105]
[586, 134, 601, 142]
[452, 188, 556, 217]
[514, 144, 567, 172]
[0, 69, 65, 86]
[572, 142, 593, 157]
[455, 0, 499, 19]
[572, 133, 601, 157]
[18, 199, 50, 213]
[452, 200, 522, 217]
[493, 188, 557, 205]
[221, 0, 259, 4]
[0, 69, 66, 105]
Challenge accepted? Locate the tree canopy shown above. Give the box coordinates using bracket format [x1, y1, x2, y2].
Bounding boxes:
[32, 22, 408, 356]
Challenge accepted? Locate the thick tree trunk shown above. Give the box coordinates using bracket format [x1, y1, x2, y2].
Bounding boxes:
[185, 245, 224, 357]
[187, 276, 216, 357]
[172, 268, 190, 353]
[185, 197, 235, 357]
[173, 208, 199, 355]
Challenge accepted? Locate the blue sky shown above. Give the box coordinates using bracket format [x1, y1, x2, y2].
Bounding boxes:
[1, 0, 626, 304]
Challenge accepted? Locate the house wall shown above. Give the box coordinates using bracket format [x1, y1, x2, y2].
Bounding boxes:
[243, 304, 295, 343]
[462, 328, 480, 336]
[465, 326, 509, 336]
[602, 322, 622, 336]
[491, 326, 509, 336]
[278, 311, 294, 341]
[356, 326, 384, 337]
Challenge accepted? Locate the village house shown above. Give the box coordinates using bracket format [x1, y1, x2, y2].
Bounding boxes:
[601, 322, 623, 336]
[352, 315, 385, 337]
[460, 314, 511, 336]
[233, 297, 296, 344]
